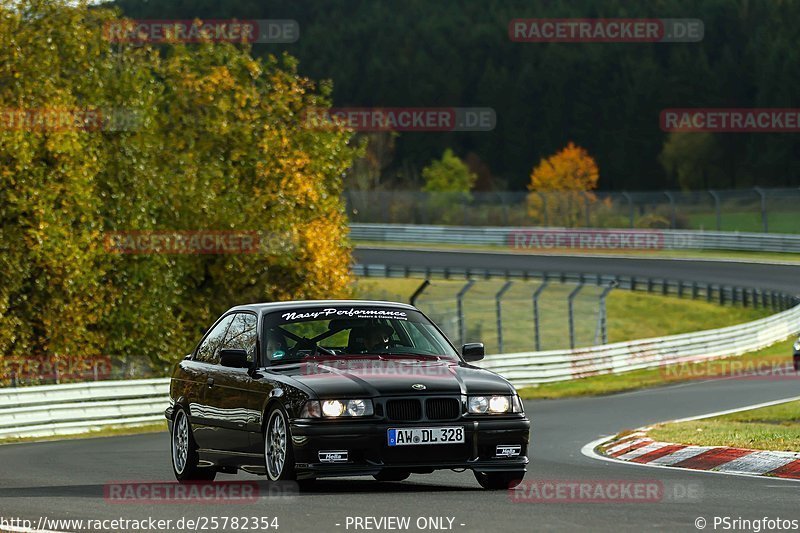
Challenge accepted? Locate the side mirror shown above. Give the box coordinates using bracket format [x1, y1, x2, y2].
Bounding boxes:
[220, 348, 250, 368]
[461, 343, 485, 362]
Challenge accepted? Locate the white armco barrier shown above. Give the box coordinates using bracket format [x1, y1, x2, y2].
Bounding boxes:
[477, 304, 800, 386]
[350, 223, 800, 253]
[0, 378, 169, 439]
[2, 304, 799, 439]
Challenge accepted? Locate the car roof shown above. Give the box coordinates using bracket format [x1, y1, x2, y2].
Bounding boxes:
[227, 299, 418, 315]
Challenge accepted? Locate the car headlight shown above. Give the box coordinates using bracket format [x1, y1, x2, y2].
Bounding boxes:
[468, 395, 521, 414]
[301, 399, 374, 418]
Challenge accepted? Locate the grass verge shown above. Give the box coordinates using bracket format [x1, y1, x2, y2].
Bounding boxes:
[648, 399, 800, 452]
[517, 338, 796, 400]
[354, 277, 771, 353]
[354, 241, 800, 264]
[0, 421, 167, 446]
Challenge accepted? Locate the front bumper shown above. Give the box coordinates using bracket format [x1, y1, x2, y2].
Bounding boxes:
[289, 417, 530, 479]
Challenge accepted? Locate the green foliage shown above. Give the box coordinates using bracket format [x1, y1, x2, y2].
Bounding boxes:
[421, 149, 476, 195]
[0, 0, 358, 370]
[112, 0, 800, 190]
[421, 149, 476, 224]
[659, 133, 727, 190]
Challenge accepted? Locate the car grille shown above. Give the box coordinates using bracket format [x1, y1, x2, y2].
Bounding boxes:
[425, 398, 461, 420]
[386, 399, 422, 421]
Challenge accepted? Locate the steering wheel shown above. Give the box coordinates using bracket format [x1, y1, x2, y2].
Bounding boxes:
[291, 339, 335, 357]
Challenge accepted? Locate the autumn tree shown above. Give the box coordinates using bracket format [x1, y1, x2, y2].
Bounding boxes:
[526, 142, 600, 227]
[421, 149, 477, 224]
[0, 0, 358, 376]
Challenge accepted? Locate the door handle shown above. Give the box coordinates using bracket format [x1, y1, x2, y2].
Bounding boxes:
[207, 377, 215, 388]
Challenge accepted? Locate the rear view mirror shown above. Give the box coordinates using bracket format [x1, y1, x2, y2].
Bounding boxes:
[461, 343, 485, 362]
[219, 348, 250, 368]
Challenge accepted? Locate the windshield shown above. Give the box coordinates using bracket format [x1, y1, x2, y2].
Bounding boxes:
[262, 306, 459, 364]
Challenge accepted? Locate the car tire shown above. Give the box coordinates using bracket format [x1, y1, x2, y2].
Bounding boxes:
[373, 470, 411, 482]
[171, 407, 216, 483]
[473, 470, 525, 490]
[264, 405, 298, 482]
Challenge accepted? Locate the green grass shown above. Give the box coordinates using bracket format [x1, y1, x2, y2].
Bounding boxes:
[517, 338, 795, 399]
[354, 277, 771, 354]
[648, 399, 800, 452]
[0, 421, 167, 445]
[689, 211, 800, 234]
[354, 241, 800, 264]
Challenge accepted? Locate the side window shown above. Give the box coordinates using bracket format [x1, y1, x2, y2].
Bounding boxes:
[195, 314, 235, 364]
[222, 313, 258, 362]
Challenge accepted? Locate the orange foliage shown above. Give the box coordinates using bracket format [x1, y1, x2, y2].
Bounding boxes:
[527, 142, 601, 227]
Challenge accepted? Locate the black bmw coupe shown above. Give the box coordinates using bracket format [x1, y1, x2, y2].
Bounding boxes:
[166, 300, 530, 489]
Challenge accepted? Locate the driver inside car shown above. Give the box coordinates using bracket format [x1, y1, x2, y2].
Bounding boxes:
[265, 328, 288, 360]
[363, 324, 393, 352]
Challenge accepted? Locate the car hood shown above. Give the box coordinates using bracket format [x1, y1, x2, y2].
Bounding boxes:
[267, 355, 515, 397]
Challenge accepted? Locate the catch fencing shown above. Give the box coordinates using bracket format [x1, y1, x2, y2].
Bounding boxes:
[477, 303, 800, 386]
[344, 188, 800, 233]
[1, 302, 798, 438]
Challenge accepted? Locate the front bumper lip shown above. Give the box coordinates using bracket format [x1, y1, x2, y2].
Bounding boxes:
[294, 458, 529, 479]
[289, 417, 531, 478]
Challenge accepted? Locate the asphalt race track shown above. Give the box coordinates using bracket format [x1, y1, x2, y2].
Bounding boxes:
[354, 247, 800, 295]
[1, 248, 799, 532]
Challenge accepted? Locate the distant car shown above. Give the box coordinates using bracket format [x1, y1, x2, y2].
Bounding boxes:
[166, 300, 530, 490]
[794, 337, 800, 371]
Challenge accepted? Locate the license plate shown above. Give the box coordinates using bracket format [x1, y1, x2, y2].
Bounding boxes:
[387, 426, 465, 446]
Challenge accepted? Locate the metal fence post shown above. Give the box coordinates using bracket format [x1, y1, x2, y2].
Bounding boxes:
[622, 191, 634, 228]
[709, 190, 721, 230]
[456, 280, 475, 346]
[538, 192, 549, 226]
[584, 192, 591, 227]
[409, 279, 431, 306]
[495, 281, 513, 354]
[532, 281, 549, 351]
[594, 281, 617, 345]
[664, 191, 676, 229]
[568, 281, 585, 350]
[754, 187, 768, 233]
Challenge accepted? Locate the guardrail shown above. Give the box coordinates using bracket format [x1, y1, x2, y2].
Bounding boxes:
[0, 378, 169, 439]
[2, 300, 798, 439]
[344, 188, 800, 233]
[350, 223, 800, 253]
[477, 303, 800, 386]
[353, 264, 799, 311]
